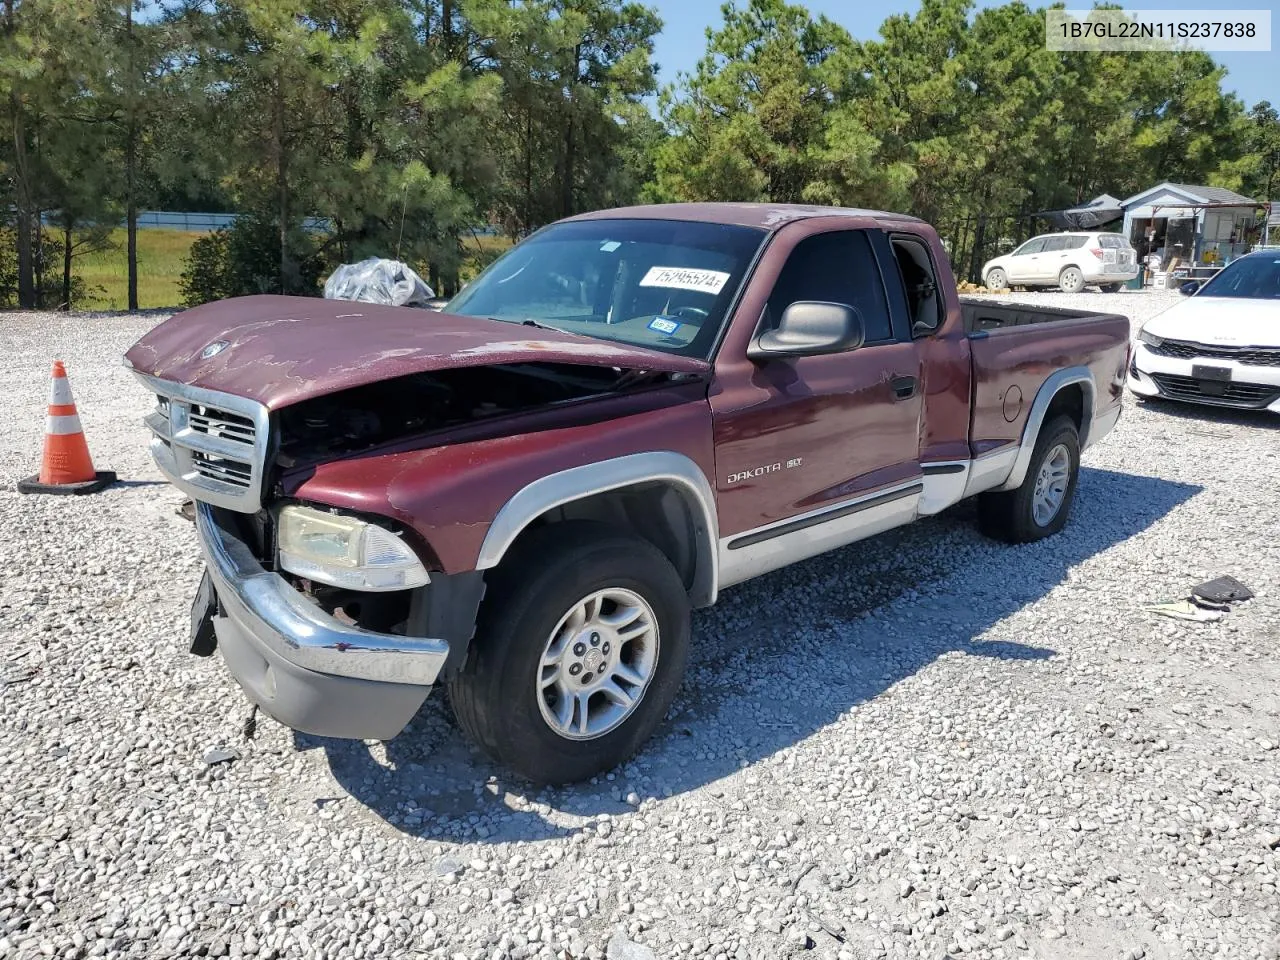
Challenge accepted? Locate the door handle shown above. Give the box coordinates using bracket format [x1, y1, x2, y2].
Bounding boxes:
[891, 375, 918, 400]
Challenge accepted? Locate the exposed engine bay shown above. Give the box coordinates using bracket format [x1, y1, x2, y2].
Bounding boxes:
[275, 361, 671, 467]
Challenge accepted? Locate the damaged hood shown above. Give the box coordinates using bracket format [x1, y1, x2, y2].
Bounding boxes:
[125, 295, 710, 409]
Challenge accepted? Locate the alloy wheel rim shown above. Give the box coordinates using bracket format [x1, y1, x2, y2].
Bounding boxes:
[536, 588, 660, 740]
[1063, 268, 1082, 291]
[1032, 443, 1071, 526]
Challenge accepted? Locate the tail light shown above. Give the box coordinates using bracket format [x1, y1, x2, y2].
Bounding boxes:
[1089, 247, 1104, 259]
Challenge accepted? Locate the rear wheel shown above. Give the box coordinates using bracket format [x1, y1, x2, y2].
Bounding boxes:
[978, 416, 1080, 543]
[449, 521, 690, 784]
[1100, 283, 1122, 293]
[1058, 266, 1085, 293]
[984, 267, 1008, 290]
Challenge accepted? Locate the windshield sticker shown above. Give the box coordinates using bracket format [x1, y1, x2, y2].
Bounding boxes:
[648, 316, 681, 335]
[639, 266, 731, 295]
[600, 241, 621, 252]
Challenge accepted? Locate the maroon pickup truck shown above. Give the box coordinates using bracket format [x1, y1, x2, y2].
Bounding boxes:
[126, 203, 1128, 783]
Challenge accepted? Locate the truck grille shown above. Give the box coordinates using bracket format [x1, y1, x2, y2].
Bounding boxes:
[135, 374, 270, 513]
[1148, 339, 1280, 367]
[1149, 373, 1280, 409]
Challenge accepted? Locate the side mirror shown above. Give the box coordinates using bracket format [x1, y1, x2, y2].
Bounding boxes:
[748, 301, 865, 360]
[1179, 280, 1202, 296]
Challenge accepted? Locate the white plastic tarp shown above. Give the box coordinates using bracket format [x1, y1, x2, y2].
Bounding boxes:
[323, 257, 435, 307]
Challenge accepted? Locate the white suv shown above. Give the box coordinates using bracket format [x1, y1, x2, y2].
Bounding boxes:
[982, 232, 1138, 293]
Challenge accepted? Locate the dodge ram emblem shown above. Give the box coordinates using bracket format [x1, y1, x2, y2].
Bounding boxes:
[198, 339, 229, 360]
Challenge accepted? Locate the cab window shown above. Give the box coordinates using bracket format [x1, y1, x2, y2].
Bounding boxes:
[765, 231, 894, 344]
[888, 235, 942, 336]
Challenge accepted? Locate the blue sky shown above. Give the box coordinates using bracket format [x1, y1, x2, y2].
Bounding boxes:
[649, 0, 1280, 107]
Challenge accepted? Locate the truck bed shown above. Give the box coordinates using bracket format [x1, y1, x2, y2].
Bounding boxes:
[960, 296, 1128, 335]
[961, 297, 1132, 455]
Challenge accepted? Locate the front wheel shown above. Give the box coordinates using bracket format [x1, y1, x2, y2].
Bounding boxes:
[978, 416, 1081, 543]
[984, 267, 1008, 290]
[449, 522, 690, 784]
[1058, 266, 1085, 293]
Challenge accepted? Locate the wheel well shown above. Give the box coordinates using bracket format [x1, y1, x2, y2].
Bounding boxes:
[501, 481, 709, 604]
[1043, 383, 1084, 434]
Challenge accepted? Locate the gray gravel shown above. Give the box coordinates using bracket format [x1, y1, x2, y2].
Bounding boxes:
[2, 292, 1278, 960]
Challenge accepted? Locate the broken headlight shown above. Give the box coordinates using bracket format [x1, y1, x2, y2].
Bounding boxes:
[277, 505, 430, 592]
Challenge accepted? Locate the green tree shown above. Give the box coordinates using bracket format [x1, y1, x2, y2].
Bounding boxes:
[649, 0, 910, 209]
[474, 0, 662, 235]
[98, 1, 180, 310]
[1215, 100, 1280, 201]
[1, 0, 102, 307]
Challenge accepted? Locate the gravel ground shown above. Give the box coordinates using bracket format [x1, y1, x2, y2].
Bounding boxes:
[2, 291, 1278, 960]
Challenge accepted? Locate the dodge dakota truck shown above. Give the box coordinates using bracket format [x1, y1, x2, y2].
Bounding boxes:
[125, 203, 1129, 784]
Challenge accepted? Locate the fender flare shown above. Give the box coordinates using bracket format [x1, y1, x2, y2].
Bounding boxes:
[997, 366, 1096, 491]
[475, 451, 720, 607]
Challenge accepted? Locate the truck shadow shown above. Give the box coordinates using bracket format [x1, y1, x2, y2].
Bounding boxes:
[301, 466, 1200, 843]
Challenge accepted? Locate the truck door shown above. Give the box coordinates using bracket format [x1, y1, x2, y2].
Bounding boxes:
[710, 227, 925, 586]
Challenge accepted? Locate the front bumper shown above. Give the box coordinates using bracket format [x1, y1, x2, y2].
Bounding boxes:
[1130, 343, 1280, 412]
[196, 503, 447, 739]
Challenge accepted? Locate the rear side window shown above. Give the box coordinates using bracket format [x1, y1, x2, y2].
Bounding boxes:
[1098, 235, 1127, 249]
[889, 235, 943, 337]
[766, 231, 894, 343]
[1044, 235, 1087, 251]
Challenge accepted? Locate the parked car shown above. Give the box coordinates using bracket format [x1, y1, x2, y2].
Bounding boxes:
[125, 203, 1129, 784]
[1129, 250, 1280, 412]
[982, 232, 1138, 293]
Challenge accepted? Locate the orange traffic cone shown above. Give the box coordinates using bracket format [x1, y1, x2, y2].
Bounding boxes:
[18, 360, 116, 496]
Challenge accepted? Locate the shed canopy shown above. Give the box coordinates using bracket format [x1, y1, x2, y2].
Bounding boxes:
[1035, 194, 1123, 230]
[1120, 182, 1257, 219]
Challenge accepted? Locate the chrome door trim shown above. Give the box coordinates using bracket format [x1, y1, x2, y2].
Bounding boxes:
[725, 481, 922, 551]
[716, 479, 923, 587]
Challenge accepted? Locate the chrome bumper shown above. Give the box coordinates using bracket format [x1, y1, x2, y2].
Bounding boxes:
[196, 504, 450, 686]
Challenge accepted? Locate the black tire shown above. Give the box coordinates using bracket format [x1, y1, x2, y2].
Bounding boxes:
[1100, 283, 1122, 293]
[448, 521, 691, 784]
[978, 416, 1081, 544]
[984, 267, 1008, 290]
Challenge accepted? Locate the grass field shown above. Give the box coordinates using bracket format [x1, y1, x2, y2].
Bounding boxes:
[70, 227, 512, 311]
[75, 228, 199, 311]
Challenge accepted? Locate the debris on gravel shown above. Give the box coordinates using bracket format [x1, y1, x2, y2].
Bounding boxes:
[1, 294, 1277, 960]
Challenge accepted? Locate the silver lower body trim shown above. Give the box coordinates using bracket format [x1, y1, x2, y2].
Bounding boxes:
[963, 446, 1019, 498]
[1084, 402, 1121, 449]
[717, 481, 923, 588]
[919, 461, 970, 515]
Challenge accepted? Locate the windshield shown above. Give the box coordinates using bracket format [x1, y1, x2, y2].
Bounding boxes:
[1198, 255, 1280, 300]
[445, 218, 766, 358]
